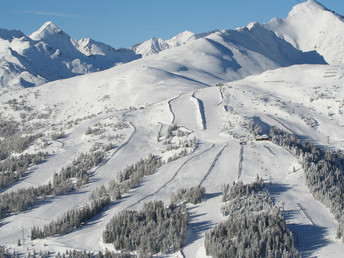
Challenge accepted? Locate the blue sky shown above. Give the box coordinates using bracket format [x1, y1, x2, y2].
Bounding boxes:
[1, 0, 343, 48]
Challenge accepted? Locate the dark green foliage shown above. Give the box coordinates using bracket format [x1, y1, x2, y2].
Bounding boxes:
[0, 119, 17, 138]
[0, 245, 10, 257]
[103, 200, 188, 255]
[31, 186, 111, 239]
[117, 154, 164, 192]
[221, 177, 264, 202]
[0, 133, 43, 160]
[56, 249, 135, 258]
[270, 127, 344, 241]
[51, 131, 65, 140]
[0, 118, 48, 189]
[53, 151, 103, 193]
[31, 154, 164, 239]
[170, 186, 206, 205]
[205, 180, 299, 258]
[0, 151, 104, 219]
[0, 152, 48, 189]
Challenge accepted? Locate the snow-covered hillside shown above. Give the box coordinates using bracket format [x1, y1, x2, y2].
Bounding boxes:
[0, 1, 344, 257]
[1, 59, 344, 257]
[265, 0, 344, 64]
[0, 21, 140, 89]
[130, 30, 216, 57]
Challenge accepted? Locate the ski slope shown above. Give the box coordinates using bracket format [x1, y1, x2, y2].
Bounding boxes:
[1, 1, 344, 256]
[0, 62, 344, 257]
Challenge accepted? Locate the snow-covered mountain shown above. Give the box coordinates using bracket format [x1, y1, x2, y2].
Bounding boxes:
[265, 0, 344, 64]
[130, 30, 217, 57]
[0, 1, 344, 257]
[0, 21, 140, 88]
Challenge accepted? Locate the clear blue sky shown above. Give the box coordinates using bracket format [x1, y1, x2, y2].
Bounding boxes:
[1, 0, 343, 48]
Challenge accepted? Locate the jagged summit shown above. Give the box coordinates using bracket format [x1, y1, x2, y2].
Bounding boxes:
[0, 21, 140, 88]
[29, 21, 79, 58]
[265, 0, 344, 64]
[30, 21, 66, 41]
[131, 29, 217, 57]
[0, 28, 24, 41]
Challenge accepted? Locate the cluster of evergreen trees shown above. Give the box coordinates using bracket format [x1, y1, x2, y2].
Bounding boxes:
[0, 152, 48, 189]
[0, 118, 48, 189]
[205, 179, 299, 257]
[53, 151, 104, 192]
[170, 186, 205, 205]
[55, 249, 136, 258]
[269, 126, 344, 241]
[31, 186, 114, 239]
[32, 154, 164, 239]
[0, 125, 43, 160]
[103, 200, 189, 255]
[117, 154, 164, 192]
[0, 133, 42, 158]
[0, 245, 9, 257]
[30, 136, 194, 239]
[221, 177, 264, 202]
[0, 151, 104, 219]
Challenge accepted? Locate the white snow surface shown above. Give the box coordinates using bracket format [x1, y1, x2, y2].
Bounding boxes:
[265, 0, 344, 64]
[130, 30, 217, 57]
[0, 1, 344, 257]
[1, 59, 344, 257]
[0, 21, 140, 88]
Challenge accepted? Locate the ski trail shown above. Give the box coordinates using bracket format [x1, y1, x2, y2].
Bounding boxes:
[91, 122, 136, 183]
[190, 92, 206, 130]
[168, 93, 185, 124]
[157, 122, 163, 142]
[237, 143, 244, 180]
[199, 143, 228, 187]
[267, 114, 294, 134]
[297, 202, 315, 226]
[264, 145, 275, 155]
[125, 143, 215, 210]
[110, 122, 136, 158]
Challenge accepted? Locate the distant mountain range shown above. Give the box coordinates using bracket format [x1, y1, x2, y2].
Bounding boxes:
[0, 21, 140, 88]
[0, 0, 342, 89]
[1, 1, 344, 257]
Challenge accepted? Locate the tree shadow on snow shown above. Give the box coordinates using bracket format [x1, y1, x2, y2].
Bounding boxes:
[287, 223, 330, 257]
[266, 182, 292, 200]
[184, 211, 216, 246]
[204, 192, 222, 200]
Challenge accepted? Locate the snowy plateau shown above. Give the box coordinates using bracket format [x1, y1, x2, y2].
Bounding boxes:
[0, 0, 344, 257]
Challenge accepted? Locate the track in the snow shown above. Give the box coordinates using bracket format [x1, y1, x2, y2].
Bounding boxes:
[199, 143, 228, 186]
[125, 143, 215, 210]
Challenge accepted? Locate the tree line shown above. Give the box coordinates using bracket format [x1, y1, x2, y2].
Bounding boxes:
[31, 185, 113, 239]
[29, 126, 196, 240]
[269, 126, 344, 241]
[0, 151, 104, 220]
[0, 152, 48, 190]
[30, 150, 197, 240]
[0, 117, 47, 189]
[103, 200, 189, 256]
[205, 178, 299, 258]
[31, 154, 163, 239]
[170, 185, 205, 205]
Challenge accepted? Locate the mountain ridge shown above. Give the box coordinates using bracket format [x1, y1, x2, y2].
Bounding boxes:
[1, 0, 342, 89]
[0, 1, 344, 257]
[0, 22, 140, 89]
[265, 0, 344, 64]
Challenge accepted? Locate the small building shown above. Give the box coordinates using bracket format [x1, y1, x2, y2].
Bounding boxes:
[255, 134, 270, 141]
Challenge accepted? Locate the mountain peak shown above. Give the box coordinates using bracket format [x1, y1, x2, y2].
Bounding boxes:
[288, 0, 329, 17]
[30, 21, 66, 41]
[265, 0, 344, 64]
[0, 28, 25, 41]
